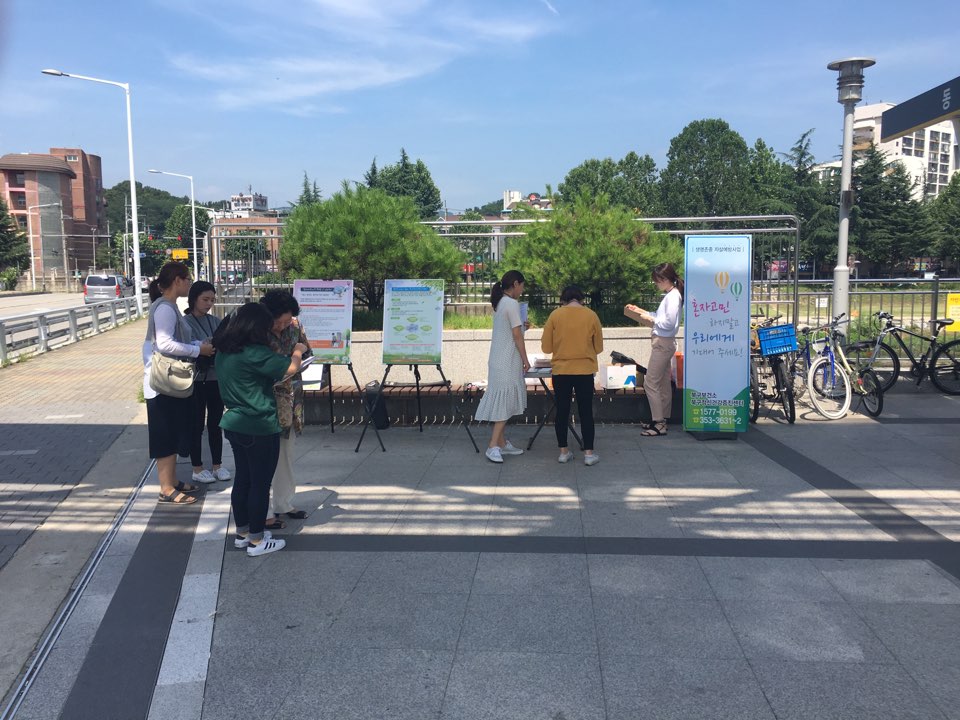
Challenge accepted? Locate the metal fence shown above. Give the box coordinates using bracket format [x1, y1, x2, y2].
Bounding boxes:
[0, 297, 142, 364]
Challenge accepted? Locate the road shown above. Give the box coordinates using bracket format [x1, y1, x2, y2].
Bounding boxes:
[0, 293, 87, 321]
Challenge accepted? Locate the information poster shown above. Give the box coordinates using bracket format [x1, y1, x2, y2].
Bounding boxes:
[683, 235, 752, 433]
[947, 293, 960, 325]
[293, 279, 353, 365]
[382, 279, 444, 364]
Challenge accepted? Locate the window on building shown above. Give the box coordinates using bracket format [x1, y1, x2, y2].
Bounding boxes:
[903, 137, 913, 147]
[13, 172, 25, 187]
[903, 148, 913, 156]
[941, 153, 949, 163]
[941, 164, 949, 173]
[65, 154, 79, 162]
[942, 133, 952, 144]
[929, 142, 940, 152]
[16, 214, 27, 228]
[930, 131, 941, 141]
[916, 149, 925, 158]
[939, 174, 948, 184]
[15, 195, 26, 209]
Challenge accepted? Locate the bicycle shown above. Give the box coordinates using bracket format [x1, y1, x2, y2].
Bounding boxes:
[807, 314, 884, 419]
[749, 315, 796, 424]
[844, 311, 960, 395]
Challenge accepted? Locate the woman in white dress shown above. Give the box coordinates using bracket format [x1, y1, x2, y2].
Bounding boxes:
[475, 270, 530, 463]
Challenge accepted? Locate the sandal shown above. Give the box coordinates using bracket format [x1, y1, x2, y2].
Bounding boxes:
[641, 421, 667, 437]
[158, 490, 198, 504]
[283, 510, 308, 520]
[264, 517, 287, 530]
[175, 481, 200, 494]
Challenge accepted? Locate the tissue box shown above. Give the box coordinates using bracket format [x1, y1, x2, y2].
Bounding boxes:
[601, 363, 638, 389]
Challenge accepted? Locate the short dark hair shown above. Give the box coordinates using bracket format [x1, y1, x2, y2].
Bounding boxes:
[260, 289, 300, 318]
[560, 285, 585, 304]
[212, 302, 273, 353]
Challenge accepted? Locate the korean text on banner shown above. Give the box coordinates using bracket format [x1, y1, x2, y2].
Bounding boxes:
[293, 279, 353, 365]
[382, 279, 444, 365]
[683, 234, 752, 432]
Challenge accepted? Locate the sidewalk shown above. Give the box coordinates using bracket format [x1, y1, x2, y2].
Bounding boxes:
[0, 375, 957, 719]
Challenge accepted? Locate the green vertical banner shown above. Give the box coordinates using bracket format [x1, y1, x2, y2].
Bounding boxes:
[683, 234, 752, 432]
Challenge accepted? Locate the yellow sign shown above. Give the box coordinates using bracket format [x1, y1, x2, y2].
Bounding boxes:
[171, 248, 189, 260]
[947, 293, 960, 324]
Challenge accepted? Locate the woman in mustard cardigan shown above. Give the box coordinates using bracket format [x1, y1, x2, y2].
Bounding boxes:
[541, 285, 604, 466]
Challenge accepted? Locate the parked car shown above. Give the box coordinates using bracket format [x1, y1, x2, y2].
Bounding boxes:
[84, 274, 136, 304]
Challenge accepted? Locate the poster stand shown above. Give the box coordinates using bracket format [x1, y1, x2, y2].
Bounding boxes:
[355, 364, 480, 453]
[317, 363, 386, 450]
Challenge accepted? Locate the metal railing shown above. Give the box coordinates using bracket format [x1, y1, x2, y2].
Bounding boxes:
[0, 297, 143, 364]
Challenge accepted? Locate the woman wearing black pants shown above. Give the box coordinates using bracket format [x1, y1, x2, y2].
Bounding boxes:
[214, 303, 307, 557]
[541, 286, 604, 466]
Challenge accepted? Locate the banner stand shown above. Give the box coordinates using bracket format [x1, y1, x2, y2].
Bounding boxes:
[355, 364, 480, 453]
[319, 363, 387, 450]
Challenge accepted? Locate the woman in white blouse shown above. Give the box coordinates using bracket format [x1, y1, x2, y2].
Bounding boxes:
[625, 262, 683, 437]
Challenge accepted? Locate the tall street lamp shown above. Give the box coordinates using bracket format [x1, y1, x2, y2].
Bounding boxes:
[26, 202, 60, 291]
[42, 68, 143, 313]
[149, 169, 199, 279]
[827, 57, 875, 333]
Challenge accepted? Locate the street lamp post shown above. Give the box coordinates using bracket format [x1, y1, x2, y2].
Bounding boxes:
[42, 68, 143, 313]
[26, 202, 60, 291]
[149, 169, 198, 278]
[827, 57, 875, 334]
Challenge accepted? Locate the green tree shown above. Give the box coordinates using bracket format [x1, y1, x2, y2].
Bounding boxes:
[369, 149, 443, 219]
[280, 183, 462, 310]
[164, 204, 212, 245]
[467, 198, 504, 216]
[782, 130, 837, 273]
[104, 181, 188, 240]
[502, 191, 681, 308]
[748, 138, 791, 214]
[660, 119, 756, 217]
[558, 152, 660, 214]
[849, 146, 935, 274]
[0, 198, 29, 272]
[930, 173, 960, 270]
[296, 172, 322, 206]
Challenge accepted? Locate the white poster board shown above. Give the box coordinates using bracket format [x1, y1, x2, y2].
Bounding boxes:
[382, 279, 444, 364]
[683, 234, 752, 433]
[293, 280, 353, 370]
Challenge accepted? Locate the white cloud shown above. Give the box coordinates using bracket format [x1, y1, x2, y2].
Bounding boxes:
[164, 0, 556, 110]
[539, 0, 560, 16]
[694, 257, 711, 268]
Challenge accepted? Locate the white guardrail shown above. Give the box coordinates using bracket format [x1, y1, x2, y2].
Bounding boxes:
[0, 297, 143, 364]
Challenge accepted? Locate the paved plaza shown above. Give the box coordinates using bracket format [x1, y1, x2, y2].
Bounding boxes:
[1, 323, 959, 719]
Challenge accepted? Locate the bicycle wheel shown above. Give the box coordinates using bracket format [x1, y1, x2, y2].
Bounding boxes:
[750, 359, 760, 423]
[845, 340, 899, 393]
[807, 356, 851, 419]
[774, 359, 796, 423]
[930, 339, 960, 395]
[788, 352, 808, 399]
[857, 368, 883, 417]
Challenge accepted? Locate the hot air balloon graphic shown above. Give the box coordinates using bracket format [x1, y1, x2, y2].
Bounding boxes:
[730, 281, 743, 300]
[715, 271, 730, 293]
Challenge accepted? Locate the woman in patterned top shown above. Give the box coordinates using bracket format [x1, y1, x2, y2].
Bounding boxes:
[261, 290, 312, 529]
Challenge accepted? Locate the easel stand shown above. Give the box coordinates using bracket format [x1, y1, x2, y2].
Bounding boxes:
[320, 362, 386, 451]
[355, 364, 479, 453]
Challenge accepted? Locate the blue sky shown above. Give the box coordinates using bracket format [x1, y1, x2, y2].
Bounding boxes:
[1, 0, 957, 212]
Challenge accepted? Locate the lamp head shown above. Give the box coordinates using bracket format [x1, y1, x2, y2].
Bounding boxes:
[827, 57, 875, 104]
[41, 69, 65, 77]
[148, 169, 161, 174]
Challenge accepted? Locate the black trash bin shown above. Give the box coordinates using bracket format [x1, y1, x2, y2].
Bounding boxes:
[364, 381, 391, 430]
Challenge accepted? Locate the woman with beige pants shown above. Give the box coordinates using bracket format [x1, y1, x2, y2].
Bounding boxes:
[625, 262, 684, 437]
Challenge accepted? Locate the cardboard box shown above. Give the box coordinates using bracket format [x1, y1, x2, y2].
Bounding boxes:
[601, 363, 638, 389]
[623, 306, 644, 324]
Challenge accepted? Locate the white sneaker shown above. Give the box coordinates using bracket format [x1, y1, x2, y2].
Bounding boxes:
[247, 536, 286, 557]
[234, 530, 272, 549]
[558, 451, 574, 463]
[584, 454, 600, 467]
[192, 469, 217, 484]
[485, 447, 504, 463]
[213, 467, 232, 481]
[500, 441, 524, 456]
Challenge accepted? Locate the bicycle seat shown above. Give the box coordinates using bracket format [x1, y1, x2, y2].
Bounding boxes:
[934, 318, 955, 328]
[796, 324, 811, 333]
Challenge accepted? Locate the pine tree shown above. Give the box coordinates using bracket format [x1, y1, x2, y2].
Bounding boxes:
[364, 158, 379, 188]
[0, 198, 29, 270]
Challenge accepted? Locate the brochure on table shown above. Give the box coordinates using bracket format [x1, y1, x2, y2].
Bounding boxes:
[382, 279, 444, 364]
[683, 234, 752, 433]
[293, 279, 353, 383]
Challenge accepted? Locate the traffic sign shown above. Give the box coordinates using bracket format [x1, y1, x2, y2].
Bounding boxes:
[171, 248, 189, 260]
[880, 75, 960, 142]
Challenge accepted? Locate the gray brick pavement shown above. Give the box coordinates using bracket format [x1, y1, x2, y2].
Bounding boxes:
[0, 319, 148, 570]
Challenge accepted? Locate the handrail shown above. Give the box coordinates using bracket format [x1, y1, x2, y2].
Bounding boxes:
[0, 297, 144, 364]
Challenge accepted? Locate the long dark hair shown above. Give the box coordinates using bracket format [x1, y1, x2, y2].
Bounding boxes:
[490, 270, 525, 310]
[149, 262, 189, 302]
[652, 262, 684, 299]
[559, 285, 585, 304]
[212, 302, 273, 353]
[185, 281, 216, 314]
